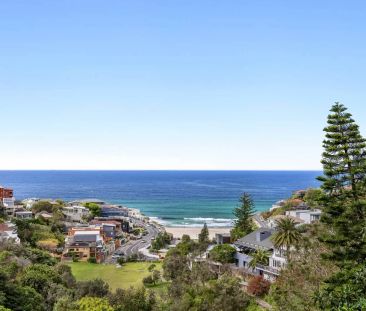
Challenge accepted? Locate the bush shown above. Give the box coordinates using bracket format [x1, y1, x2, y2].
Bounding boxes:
[142, 275, 154, 286]
[247, 276, 271, 297]
[87, 257, 97, 264]
[117, 257, 125, 265]
[209, 244, 236, 264]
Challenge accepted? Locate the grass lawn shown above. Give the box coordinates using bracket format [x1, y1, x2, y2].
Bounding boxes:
[68, 261, 163, 291]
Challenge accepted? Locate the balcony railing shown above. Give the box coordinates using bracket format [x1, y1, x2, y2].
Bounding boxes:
[256, 263, 280, 275]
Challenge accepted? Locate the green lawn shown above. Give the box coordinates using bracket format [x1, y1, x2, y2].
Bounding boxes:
[68, 261, 163, 291]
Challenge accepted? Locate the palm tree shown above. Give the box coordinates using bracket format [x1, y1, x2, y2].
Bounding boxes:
[248, 249, 270, 270]
[271, 217, 302, 260]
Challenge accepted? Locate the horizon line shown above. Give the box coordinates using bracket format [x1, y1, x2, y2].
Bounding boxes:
[0, 169, 323, 172]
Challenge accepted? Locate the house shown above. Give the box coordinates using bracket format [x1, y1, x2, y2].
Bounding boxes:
[0, 222, 20, 244]
[0, 186, 13, 201]
[215, 233, 231, 244]
[233, 228, 286, 281]
[0, 186, 16, 215]
[268, 214, 305, 228]
[62, 205, 90, 222]
[22, 198, 41, 209]
[15, 211, 33, 219]
[93, 217, 130, 232]
[62, 227, 106, 263]
[100, 205, 129, 218]
[285, 209, 321, 224]
[36, 211, 53, 220]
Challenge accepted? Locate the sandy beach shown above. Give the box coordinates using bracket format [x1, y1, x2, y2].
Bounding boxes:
[165, 227, 232, 240]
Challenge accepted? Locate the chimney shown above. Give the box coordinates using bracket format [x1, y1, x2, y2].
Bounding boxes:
[256, 230, 271, 242]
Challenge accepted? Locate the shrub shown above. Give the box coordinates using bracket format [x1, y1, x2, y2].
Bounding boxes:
[117, 257, 125, 265]
[209, 244, 236, 264]
[87, 257, 97, 264]
[247, 276, 271, 297]
[142, 275, 154, 286]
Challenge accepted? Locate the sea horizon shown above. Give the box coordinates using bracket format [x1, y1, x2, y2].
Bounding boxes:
[0, 170, 321, 227]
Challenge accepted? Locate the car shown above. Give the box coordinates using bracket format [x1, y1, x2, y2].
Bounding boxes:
[112, 254, 122, 259]
[141, 240, 146, 243]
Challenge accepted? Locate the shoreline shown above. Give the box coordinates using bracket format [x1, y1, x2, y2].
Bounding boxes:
[164, 226, 232, 239]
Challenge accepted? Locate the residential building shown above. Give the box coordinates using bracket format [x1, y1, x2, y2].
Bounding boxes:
[233, 228, 286, 281]
[268, 214, 305, 228]
[215, 233, 231, 244]
[0, 186, 13, 200]
[93, 217, 130, 232]
[22, 198, 41, 209]
[100, 205, 129, 218]
[62, 227, 106, 263]
[62, 205, 90, 222]
[15, 211, 33, 219]
[285, 209, 321, 224]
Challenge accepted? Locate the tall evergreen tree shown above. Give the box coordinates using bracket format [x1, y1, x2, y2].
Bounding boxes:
[318, 103, 366, 264]
[318, 102, 366, 200]
[198, 223, 209, 244]
[231, 193, 255, 241]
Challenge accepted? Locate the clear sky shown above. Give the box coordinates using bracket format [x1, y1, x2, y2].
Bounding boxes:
[1, 1, 366, 170]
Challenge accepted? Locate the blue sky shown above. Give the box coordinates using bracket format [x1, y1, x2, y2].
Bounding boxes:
[1, 1, 366, 170]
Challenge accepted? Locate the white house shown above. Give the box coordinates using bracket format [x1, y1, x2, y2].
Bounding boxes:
[62, 206, 90, 222]
[233, 228, 286, 281]
[285, 209, 321, 224]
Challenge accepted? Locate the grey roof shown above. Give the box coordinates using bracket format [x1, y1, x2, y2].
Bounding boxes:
[73, 234, 98, 243]
[234, 228, 275, 251]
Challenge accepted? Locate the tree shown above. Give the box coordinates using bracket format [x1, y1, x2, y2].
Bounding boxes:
[271, 218, 301, 259]
[198, 223, 209, 244]
[77, 297, 114, 311]
[303, 188, 323, 208]
[174, 274, 251, 311]
[209, 244, 236, 264]
[162, 248, 189, 280]
[248, 249, 270, 269]
[231, 193, 255, 241]
[318, 103, 366, 265]
[108, 287, 156, 311]
[247, 276, 271, 297]
[84, 203, 101, 218]
[318, 102, 366, 200]
[316, 103, 366, 307]
[76, 279, 110, 298]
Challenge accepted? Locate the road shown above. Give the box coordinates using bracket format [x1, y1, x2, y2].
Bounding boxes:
[252, 213, 269, 228]
[115, 220, 160, 259]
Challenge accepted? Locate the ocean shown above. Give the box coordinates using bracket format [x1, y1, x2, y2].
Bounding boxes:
[0, 170, 321, 227]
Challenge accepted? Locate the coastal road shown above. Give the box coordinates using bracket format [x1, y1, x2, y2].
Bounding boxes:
[116, 221, 160, 258]
[252, 213, 269, 228]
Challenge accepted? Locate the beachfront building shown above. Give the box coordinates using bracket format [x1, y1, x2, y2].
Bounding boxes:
[285, 209, 321, 224]
[233, 228, 286, 281]
[62, 205, 90, 222]
[100, 204, 129, 217]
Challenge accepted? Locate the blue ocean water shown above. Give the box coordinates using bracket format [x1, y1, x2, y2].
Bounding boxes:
[0, 171, 320, 227]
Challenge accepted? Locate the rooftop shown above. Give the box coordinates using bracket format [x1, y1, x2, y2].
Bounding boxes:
[234, 228, 275, 251]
